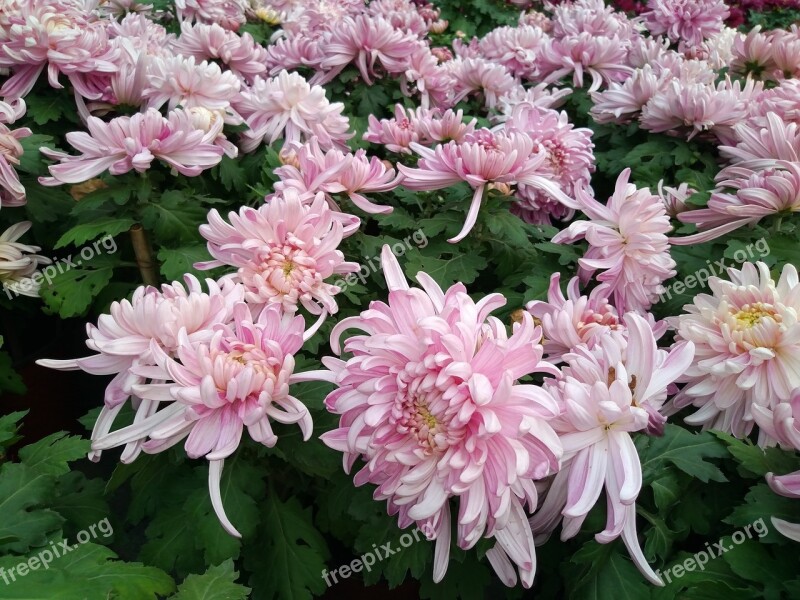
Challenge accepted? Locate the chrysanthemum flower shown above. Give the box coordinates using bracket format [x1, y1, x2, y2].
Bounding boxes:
[665, 262, 800, 442]
[197, 190, 359, 315]
[496, 84, 573, 118]
[445, 57, 520, 110]
[478, 25, 549, 79]
[37, 275, 244, 461]
[642, 0, 729, 50]
[730, 26, 776, 79]
[274, 139, 400, 214]
[321, 245, 563, 587]
[590, 65, 666, 124]
[175, 0, 248, 31]
[0, 222, 52, 297]
[314, 15, 419, 85]
[0, 0, 119, 99]
[363, 105, 476, 154]
[673, 161, 800, 244]
[719, 112, 800, 170]
[553, 168, 676, 313]
[39, 108, 226, 185]
[540, 33, 632, 93]
[399, 129, 578, 242]
[530, 314, 694, 585]
[171, 21, 269, 84]
[92, 302, 328, 536]
[0, 100, 31, 208]
[236, 71, 352, 152]
[752, 389, 800, 541]
[527, 273, 667, 362]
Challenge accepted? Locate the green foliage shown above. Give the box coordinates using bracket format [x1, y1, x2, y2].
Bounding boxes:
[171, 560, 251, 600]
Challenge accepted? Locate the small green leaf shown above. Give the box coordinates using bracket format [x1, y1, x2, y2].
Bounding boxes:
[171, 560, 251, 600]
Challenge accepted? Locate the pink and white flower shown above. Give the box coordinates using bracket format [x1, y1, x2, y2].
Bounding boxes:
[0, 99, 31, 207]
[642, 0, 729, 51]
[321, 245, 563, 587]
[197, 189, 359, 315]
[665, 262, 800, 443]
[0, 221, 52, 297]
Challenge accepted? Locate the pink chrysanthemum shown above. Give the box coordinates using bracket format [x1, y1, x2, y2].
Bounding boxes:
[527, 273, 664, 362]
[235, 70, 352, 153]
[501, 103, 594, 225]
[478, 25, 549, 79]
[400, 44, 456, 109]
[445, 57, 520, 110]
[39, 108, 226, 185]
[719, 112, 800, 171]
[399, 129, 578, 242]
[752, 389, 800, 542]
[553, 168, 676, 313]
[313, 15, 419, 85]
[197, 189, 359, 315]
[37, 275, 244, 462]
[92, 302, 327, 536]
[274, 139, 400, 214]
[643, 0, 729, 51]
[363, 105, 475, 154]
[0, 100, 31, 208]
[730, 26, 776, 80]
[0, 0, 119, 99]
[175, 0, 247, 31]
[171, 21, 269, 84]
[0, 221, 52, 297]
[530, 314, 694, 585]
[665, 262, 800, 443]
[590, 65, 666, 124]
[540, 33, 632, 93]
[673, 161, 800, 245]
[321, 245, 563, 587]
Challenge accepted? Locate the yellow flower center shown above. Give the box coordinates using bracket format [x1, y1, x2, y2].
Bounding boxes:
[733, 303, 777, 328]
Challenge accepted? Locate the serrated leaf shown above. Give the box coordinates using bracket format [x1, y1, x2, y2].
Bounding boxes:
[0, 350, 25, 396]
[215, 155, 249, 192]
[418, 547, 492, 600]
[171, 560, 251, 600]
[0, 463, 64, 553]
[55, 217, 135, 249]
[39, 262, 114, 318]
[140, 191, 206, 243]
[0, 540, 174, 599]
[17, 134, 54, 174]
[725, 483, 799, 543]
[639, 425, 728, 484]
[570, 544, 651, 600]
[0, 410, 26, 449]
[18, 433, 89, 476]
[714, 431, 800, 478]
[246, 493, 330, 600]
[157, 245, 212, 281]
[24, 93, 68, 125]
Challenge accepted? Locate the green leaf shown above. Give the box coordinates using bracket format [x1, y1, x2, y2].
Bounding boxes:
[0, 540, 174, 599]
[24, 93, 67, 125]
[157, 245, 212, 281]
[140, 190, 206, 243]
[0, 463, 64, 553]
[0, 410, 27, 449]
[214, 155, 249, 192]
[639, 425, 728, 484]
[714, 431, 800, 478]
[722, 538, 793, 597]
[55, 218, 135, 249]
[418, 547, 492, 600]
[0, 350, 25, 396]
[39, 260, 115, 318]
[246, 493, 330, 600]
[653, 550, 759, 600]
[18, 432, 88, 476]
[725, 483, 798, 543]
[171, 560, 251, 600]
[402, 244, 487, 287]
[569, 542, 651, 600]
[17, 134, 54, 174]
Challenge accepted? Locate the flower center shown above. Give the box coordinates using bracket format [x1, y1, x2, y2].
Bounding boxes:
[733, 302, 778, 328]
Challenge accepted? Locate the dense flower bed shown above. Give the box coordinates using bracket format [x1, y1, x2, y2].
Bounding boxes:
[0, 0, 799, 597]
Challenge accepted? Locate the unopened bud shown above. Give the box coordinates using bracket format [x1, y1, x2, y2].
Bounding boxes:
[488, 182, 513, 196]
[429, 19, 448, 34]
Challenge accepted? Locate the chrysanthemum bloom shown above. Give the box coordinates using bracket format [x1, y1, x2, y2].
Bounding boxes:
[718, 113, 800, 172]
[107, 13, 175, 57]
[145, 55, 242, 119]
[175, 0, 247, 31]
[642, 0, 729, 51]
[171, 22, 269, 84]
[729, 26, 776, 80]
[0, 222, 52, 297]
[553, 168, 676, 313]
[400, 44, 456, 109]
[39, 108, 226, 185]
[266, 35, 326, 75]
[367, 0, 429, 36]
[313, 15, 419, 85]
[697, 26, 738, 70]
[363, 105, 476, 154]
[665, 262, 800, 442]
[445, 57, 520, 110]
[197, 190, 359, 315]
[37, 275, 244, 460]
[478, 25, 549, 79]
[0, 0, 120, 99]
[549, 0, 640, 40]
[769, 29, 800, 80]
[527, 273, 666, 362]
[752, 389, 800, 542]
[274, 139, 400, 214]
[530, 314, 694, 585]
[540, 33, 632, 93]
[657, 180, 695, 218]
[91, 302, 328, 536]
[590, 65, 666, 125]
[673, 161, 800, 244]
[751, 80, 800, 127]
[0, 105, 31, 207]
[321, 245, 563, 587]
[640, 78, 758, 145]
[399, 129, 578, 243]
[501, 103, 595, 225]
[496, 84, 573, 119]
[236, 71, 352, 153]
